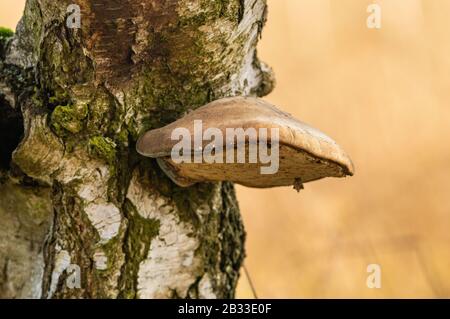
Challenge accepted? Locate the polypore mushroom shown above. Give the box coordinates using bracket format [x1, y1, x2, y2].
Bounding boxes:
[136, 97, 354, 190]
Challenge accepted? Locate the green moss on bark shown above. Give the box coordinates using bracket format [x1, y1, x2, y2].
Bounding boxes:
[0, 27, 13, 59]
[50, 104, 88, 136]
[119, 199, 160, 299]
[88, 136, 117, 165]
[0, 27, 13, 41]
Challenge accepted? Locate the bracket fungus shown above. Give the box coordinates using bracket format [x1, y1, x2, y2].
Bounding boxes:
[137, 97, 354, 190]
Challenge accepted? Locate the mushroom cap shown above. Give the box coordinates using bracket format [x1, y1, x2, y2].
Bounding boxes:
[137, 97, 354, 188]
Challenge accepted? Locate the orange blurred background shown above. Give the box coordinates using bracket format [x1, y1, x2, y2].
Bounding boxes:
[2, 0, 450, 298]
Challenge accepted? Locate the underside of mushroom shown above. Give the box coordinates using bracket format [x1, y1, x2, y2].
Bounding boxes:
[137, 97, 354, 189]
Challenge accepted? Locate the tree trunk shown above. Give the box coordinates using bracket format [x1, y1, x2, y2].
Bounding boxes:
[0, 0, 273, 298]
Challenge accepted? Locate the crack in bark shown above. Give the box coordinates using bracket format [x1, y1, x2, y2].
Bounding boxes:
[0, 94, 23, 169]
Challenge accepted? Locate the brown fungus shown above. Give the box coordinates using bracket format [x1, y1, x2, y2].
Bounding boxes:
[137, 97, 354, 190]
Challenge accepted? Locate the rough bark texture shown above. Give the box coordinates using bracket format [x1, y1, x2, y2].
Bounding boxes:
[0, 0, 273, 298]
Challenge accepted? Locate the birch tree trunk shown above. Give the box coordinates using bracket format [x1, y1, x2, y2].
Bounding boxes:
[0, 0, 273, 298]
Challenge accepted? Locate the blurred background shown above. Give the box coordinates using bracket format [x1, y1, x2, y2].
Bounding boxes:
[2, 0, 450, 298]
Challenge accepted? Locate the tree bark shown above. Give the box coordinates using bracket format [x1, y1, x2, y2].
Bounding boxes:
[0, 0, 273, 298]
